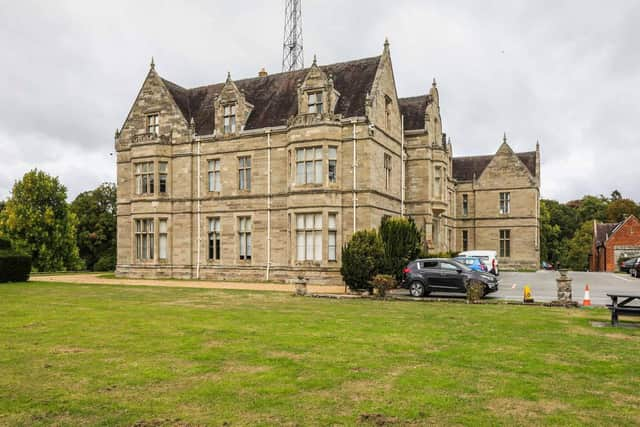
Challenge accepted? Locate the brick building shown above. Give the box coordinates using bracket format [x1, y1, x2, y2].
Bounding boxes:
[115, 41, 540, 283]
[590, 215, 640, 272]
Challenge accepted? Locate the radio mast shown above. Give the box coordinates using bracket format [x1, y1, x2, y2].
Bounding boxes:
[282, 0, 304, 72]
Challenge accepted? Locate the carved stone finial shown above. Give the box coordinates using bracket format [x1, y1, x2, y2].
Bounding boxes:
[312, 54, 317, 66]
[384, 37, 389, 48]
[503, 132, 507, 144]
[432, 78, 437, 87]
[226, 71, 231, 82]
[150, 56, 155, 70]
[115, 128, 120, 139]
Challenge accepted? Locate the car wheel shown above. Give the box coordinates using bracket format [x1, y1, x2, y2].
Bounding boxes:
[409, 281, 425, 297]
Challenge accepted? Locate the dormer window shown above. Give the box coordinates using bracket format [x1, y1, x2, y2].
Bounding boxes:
[147, 114, 159, 135]
[223, 104, 237, 134]
[308, 92, 323, 114]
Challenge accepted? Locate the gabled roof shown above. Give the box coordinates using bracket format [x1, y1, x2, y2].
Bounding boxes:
[398, 95, 431, 130]
[452, 151, 537, 181]
[160, 56, 381, 135]
[596, 215, 640, 247]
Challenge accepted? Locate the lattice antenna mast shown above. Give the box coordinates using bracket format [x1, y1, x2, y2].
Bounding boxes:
[282, 0, 304, 72]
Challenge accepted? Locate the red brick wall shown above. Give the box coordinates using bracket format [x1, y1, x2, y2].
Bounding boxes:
[603, 216, 640, 272]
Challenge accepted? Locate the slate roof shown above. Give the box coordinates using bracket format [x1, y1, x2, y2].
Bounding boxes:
[398, 95, 431, 130]
[595, 223, 618, 246]
[161, 56, 381, 135]
[452, 151, 537, 181]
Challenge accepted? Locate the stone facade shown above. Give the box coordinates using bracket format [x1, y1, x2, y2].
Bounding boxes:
[115, 41, 540, 283]
[590, 215, 640, 272]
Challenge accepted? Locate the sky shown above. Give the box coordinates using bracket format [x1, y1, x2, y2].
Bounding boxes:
[1, 0, 639, 203]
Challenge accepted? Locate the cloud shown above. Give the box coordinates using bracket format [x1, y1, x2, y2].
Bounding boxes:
[1, 0, 639, 203]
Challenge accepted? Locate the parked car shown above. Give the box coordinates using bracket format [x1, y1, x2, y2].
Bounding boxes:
[630, 259, 640, 278]
[458, 250, 499, 275]
[542, 261, 554, 270]
[402, 258, 500, 297]
[620, 257, 638, 273]
[454, 256, 488, 272]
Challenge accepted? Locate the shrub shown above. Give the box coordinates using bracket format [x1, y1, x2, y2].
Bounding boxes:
[379, 217, 422, 281]
[420, 251, 459, 259]
[340, 229, 384, 291]
[0, 249, 32, 282]
[466, 279, 485, 303]
[93, 252, 116, 272]
[370, 274, 397, 298]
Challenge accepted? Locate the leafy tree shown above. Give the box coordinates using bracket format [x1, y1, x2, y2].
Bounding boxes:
[605, 198, 639, 223]
[610, 190, 622, 201]
[71, 183, 117, 271]
[575, 195, 609, 224]
[0, 169, 82, 272]
[0, 200, 5, 213]
[379, 217, 422, 281]
[541, 199, 578, 240]
[540, 200, 562, 263]
[561, 221, 593, 271]
[340, 229, 384, 291]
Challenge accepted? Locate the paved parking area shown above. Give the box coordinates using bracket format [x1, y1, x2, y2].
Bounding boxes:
[392, 271, 640, 306]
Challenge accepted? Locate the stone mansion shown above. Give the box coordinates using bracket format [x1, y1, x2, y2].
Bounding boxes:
[115, 41, 540, 283]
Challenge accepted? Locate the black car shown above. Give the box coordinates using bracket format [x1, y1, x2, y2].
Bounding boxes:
[402, 258, 499, 297]
[630, 259, 640, 278]
[621, 257, 638, 273]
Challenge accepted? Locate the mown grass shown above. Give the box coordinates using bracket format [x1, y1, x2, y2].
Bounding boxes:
[0, 282, 639, 426]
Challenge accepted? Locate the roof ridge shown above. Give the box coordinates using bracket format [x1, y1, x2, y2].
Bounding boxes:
[174, 55, 382, 92]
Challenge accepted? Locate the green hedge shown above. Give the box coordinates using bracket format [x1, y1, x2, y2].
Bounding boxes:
[0, 249, 32, 282]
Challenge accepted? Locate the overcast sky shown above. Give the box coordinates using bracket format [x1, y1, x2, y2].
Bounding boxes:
[1, 1, 639, 202]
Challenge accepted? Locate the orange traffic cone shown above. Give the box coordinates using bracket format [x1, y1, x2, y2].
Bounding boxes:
[583, 284, 591, 307]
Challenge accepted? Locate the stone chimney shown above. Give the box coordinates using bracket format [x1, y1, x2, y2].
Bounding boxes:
[258, 67, 268, 77]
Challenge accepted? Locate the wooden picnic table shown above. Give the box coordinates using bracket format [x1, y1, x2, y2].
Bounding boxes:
[606, 293, 640, 326]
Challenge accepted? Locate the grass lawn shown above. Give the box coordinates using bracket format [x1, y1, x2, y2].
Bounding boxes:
[1, 282, 639, 426]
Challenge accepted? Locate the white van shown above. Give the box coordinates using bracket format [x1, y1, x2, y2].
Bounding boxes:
[458, 250, 499, 275]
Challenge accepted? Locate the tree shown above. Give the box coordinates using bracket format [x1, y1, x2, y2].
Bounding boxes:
[71, 183, 117, 271]
[561, 221, 593, 271]
[610, 190, 622, 201]
[605, 198, 639, 223]
[0, 170, 82, 272]
[539, 200, 562, 263]
[541, 199, 578, 241]
[575, 195, 609, 224]
[379, 217, 422, 281]
[340, 230, 384, 291]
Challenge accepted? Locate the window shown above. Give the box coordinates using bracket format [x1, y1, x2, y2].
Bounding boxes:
[147, 114, 159, 135]
[208, 159, 221, 192]
[384, 96, 392, 129]
[500, 229, 511, 257]
[328, 213, 337, 261]
[328, 147, 337, 183]
[296, 213, 322, 261]
[296, 147, 323, 185]
[224, 104, 236, 134]
[208, 218, 221, 261]
[238, 217, 252, 260]
[159, 162, 168, 193]
[462, 194, 468, 216]
[158, 219, 168, 260]
[440, 261, 458, 271]
[384, 153, 392, 190]
[238, 156, 251, 190]
[462, 230, 469, 252]
[500, 192, 511, 214]
[135, 162, 154, 195]
[135, 219, 154, 260]
[434, 166, 442, 198]
[308, 92, 323, 114]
